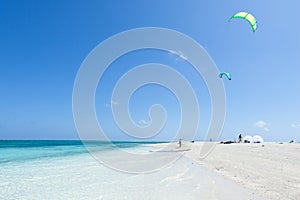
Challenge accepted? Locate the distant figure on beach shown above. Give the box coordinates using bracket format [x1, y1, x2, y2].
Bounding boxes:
[238, 134, 242, 143]
[179, 138, 182, 148]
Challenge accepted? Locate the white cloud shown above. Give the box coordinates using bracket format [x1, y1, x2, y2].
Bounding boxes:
[254, 120, 270, 132]
[138, 119, 149, 126]
[104, 100, 120, 108]
[111, 100, 120, 106]
[168, 49, 188, 61]
[291, 123, 300, 129]
[254, 120, 267, 128]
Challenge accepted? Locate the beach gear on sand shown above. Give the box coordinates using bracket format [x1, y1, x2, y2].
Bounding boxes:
[243, 135, 264, 143]
[243, 135, 253, 143]
[253, 135, 264, 143]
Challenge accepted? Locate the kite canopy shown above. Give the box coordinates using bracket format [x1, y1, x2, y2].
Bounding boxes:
[219, 72, 232, 80]
[253, 135, 264, 143]
[230, 11, 257, 32]
[243, 135, 253, 143]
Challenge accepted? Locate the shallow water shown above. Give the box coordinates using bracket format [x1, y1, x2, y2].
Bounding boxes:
[0, 141, 264, 199]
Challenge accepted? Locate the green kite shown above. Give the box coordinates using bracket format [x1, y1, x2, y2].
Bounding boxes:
[230, 12, 257, 32]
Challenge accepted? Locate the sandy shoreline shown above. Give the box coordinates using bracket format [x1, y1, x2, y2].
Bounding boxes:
[153, 142, 300, 200]
[0, 143, 264, 200]
[1, 141, 299, 199]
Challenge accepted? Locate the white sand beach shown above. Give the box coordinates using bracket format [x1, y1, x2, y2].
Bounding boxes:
[1, 142, 299, 199]
[0, 142, 265, 200]
[173, 142, 300, 200]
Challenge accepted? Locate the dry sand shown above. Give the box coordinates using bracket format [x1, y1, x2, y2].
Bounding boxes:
[178, 142, 300, 200]
[152, 142, 300, 199]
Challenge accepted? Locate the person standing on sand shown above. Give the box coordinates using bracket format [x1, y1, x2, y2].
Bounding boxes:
[179, 138, 182, 148]
[238, 134, 242, 143]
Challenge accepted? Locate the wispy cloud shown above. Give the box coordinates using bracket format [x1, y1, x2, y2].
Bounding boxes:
[291, 123, 300, 129]
[104, 100, 120, 108]
[111, 101, 120, 106]
[168, 49, 188, 61]
[255, 120, 267, 128]
[138, 119, 149, 126]
[254, 120, 270, 132]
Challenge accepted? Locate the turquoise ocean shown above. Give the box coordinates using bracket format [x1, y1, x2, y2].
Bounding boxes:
[0, 140, 158, 165]
[0, 140, 262, 200]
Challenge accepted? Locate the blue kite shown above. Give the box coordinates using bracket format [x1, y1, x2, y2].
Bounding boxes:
[219, 72, 232, 80]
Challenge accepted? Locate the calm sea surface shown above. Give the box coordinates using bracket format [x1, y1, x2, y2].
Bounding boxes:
[0, 140, 162, 165]
[0, 140, 262, 200]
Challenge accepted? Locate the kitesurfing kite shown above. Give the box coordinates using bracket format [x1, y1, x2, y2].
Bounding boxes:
[219, 72, 232, 80]
[230, 11, 257, 32]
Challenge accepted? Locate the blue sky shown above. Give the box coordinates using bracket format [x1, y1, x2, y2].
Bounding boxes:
[0, 0, 299, 141]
